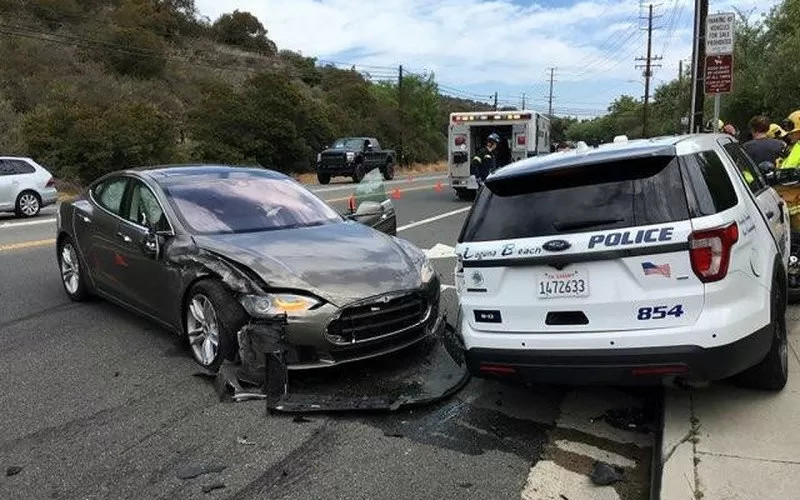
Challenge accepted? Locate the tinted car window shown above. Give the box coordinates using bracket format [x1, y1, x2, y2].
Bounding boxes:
[724, 142, 766, 193]
[461, 156, 689, 242]
[161, 170, 342, 235]
[94, 178, 128, 215]
[126, 180, 169, 231]
[0, 159, 35, 175]
[680, 152, 738, 217]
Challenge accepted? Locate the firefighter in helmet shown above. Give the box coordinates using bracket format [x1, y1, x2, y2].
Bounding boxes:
[471, 132, 501, 182]
[780, 111, 800, 168]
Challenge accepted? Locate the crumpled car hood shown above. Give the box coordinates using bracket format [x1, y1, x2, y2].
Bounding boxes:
[193, 222, 423, 306]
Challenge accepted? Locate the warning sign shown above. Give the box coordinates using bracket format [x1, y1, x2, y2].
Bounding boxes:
[706, 12, 735, 55]
[705, 54, 733, 94]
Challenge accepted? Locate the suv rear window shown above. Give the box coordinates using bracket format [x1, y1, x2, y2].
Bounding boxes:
[460, 156, 689, 242]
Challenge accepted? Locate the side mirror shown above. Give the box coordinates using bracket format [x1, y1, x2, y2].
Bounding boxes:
[354, 200, 383, 217]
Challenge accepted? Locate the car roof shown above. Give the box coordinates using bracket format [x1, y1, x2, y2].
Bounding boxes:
[487, 134, 729, 187]
[129, 164, 290, 182]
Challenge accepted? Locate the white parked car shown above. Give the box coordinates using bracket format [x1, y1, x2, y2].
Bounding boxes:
[455, 134, 790, 390]
[0, 157, 58, 217]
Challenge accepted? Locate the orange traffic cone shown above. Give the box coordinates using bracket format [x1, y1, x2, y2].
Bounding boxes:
[434, 181, 443, 192]
[348, 195, 356, 213]
[391, 188, 403, 200]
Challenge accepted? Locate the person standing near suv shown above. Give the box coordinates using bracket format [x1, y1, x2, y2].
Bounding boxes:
[471, 133, 500, 182]
[743, 115, 787, 166]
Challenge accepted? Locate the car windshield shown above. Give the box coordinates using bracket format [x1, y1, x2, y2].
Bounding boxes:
[331, 138, 364, 150]
[161, 170, 343, 235]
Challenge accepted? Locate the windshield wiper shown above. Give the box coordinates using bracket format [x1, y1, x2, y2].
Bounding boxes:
[553, 218, 625, 232]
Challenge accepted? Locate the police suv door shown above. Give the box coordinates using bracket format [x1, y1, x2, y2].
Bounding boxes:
[720, 139, 789, 259]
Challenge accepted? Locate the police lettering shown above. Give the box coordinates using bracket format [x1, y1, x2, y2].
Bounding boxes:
[588, 227, 674, 249]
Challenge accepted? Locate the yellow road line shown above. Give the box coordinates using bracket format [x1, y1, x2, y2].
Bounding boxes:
[0, 238, 56, 253]
[324, 183, 450, 203]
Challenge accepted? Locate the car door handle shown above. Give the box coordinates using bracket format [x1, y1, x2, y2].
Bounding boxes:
[116, 232, 132, 243]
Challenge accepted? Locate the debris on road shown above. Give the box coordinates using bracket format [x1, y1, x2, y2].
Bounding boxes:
[176, 464, 226, 480]
[292, 416, 312, 424]
[236, 436, 256, 446]
[202, 481, 226, 494]
[6, 466, 22, 476]
[592, 406, 651, 434]
[589, 461, 624, 486]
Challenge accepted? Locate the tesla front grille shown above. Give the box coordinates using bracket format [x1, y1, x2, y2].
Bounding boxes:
[327, 293, 429, 344]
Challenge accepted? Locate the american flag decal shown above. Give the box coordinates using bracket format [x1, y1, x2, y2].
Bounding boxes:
[642, 262, 671, 277]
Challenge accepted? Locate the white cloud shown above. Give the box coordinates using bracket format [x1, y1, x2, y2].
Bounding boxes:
[195, 0, 779, 111]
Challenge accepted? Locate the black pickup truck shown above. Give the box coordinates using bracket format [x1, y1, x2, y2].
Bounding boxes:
[316, 137, 396, 184]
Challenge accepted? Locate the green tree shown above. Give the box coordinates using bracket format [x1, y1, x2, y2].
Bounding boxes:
[103, 27, 167, 78]
[211, 10, 277, 54]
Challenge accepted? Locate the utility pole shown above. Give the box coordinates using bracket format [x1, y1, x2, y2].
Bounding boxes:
[690, 0, 709, 132]
[493, 92, 498, 110]
[547, 67, 555, 118]
[678, 60, 684, 133]
[398, 64, 404, 165]
[635, 4, 662, 138]
[521, 93, 526, 110]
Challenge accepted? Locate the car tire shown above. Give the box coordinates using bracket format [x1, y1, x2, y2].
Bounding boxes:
[184, 279, 248, 372]
[352, 163, 365, 183]
[58, 236, 90, 302]
[317, 172, 331, 185]
[735, 277, 788, 391]
[788, 232, 800, 304]
[15, 191, 41, 218]
[382, 160, 395, 181]
[455, 188, 475, 201]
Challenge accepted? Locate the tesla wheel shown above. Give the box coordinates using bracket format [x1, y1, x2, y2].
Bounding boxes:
[735, 278, 788, 391]
[58, 236, 89, 301]
[788, 232, 800, 304]
[352, 163, 365, 183]
[317, 172, 331, 185]
[382, 160, 395, 181]
[15, 191, 41, 218]
[184, 280, 247, 372]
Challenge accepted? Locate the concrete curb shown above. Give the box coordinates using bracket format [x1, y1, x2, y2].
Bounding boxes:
[658, 387, 697, 499]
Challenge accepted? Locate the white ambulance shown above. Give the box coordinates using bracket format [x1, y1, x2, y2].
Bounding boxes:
[448, 111, 550, 200]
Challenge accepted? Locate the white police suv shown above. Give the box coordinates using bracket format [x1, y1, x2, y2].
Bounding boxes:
[455, 134, 790, 390]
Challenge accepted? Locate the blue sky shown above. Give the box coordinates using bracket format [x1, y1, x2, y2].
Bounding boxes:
[196, 0, 777, 117]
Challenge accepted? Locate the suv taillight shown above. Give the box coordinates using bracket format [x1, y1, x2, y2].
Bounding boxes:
[46, 177, 55, 188]
[454, 135, 466, 146]
[689, 222, 739, 282]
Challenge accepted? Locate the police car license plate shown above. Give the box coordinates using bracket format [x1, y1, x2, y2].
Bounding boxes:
[537, 269, 589, 299]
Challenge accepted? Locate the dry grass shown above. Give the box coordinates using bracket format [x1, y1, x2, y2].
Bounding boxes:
[293, 161, 447, 184]
[54, 179, 82, 203]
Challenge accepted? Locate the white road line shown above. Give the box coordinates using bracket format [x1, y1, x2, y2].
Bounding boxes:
[0, 217, 56, 229]
[397, 207, 471, 232]
[308, 174, 446, 193]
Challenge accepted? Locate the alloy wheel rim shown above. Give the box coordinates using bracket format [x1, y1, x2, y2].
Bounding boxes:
[186, 294, 220, 366]
[60, 243, 80, 294]
[20, 194, 38, 216]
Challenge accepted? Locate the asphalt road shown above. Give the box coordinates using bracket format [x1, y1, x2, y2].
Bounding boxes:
[0, 175, 658, 500]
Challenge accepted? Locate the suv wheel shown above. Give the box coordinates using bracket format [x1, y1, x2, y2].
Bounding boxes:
[352, 163, 365, 183]
[317, 172, 331, 185]
[735, 278, 789, 391]
[15, 191, 41, 218]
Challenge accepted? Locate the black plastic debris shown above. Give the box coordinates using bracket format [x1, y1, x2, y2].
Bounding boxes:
[593, 407, 652, 434]
[236, 436, 255, 446]
[176, 464, 226, 480]
[202, 481, 226, 494]
[6, 466, 22, 476]
[590, 461, 624, 486]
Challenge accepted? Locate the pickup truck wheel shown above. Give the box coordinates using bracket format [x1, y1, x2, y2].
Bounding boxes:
[382, 160, 395, 181]
[317, 172, 331, 185]
[352, 163, 365, 183]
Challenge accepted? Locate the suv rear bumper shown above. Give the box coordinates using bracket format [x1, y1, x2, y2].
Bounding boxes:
[465, 322, 774, 384]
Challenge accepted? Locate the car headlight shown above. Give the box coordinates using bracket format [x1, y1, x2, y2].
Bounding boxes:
[346, 151, 355, 162]
[420, 257, 435, 284]
[239, 293, 320, 317]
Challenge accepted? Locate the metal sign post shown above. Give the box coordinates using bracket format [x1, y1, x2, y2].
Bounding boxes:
[713, 94, 721, 132]
[704, 12, 735, 132]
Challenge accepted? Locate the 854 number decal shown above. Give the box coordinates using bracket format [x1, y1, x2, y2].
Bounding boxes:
[637, 305, 684, 320]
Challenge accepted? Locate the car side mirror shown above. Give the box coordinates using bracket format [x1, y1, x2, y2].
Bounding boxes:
[354, 200, 382, 217]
